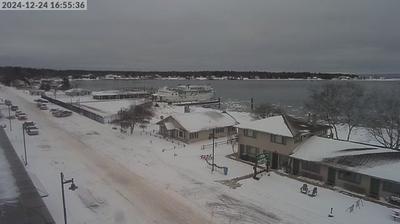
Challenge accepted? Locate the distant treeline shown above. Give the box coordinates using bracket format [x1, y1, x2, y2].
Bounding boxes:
[0, 66, 359, 85]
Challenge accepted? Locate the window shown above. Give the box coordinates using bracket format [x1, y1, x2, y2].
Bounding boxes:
[382, 181, 400, 194]
[294, 135, 302, 143]
[215, 128, 225, 133]
[301, 161, 321, 173]
[338, 171, 361, 184]
[271, 134, 285, 144]
[189, 132, 198, 139]
[244, 129, 257, 138]
[179, 129, 184, 138]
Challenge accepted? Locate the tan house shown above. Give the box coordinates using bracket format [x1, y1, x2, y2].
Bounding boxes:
[157, 111, 238, 143]
[291, 136, 400, 201]
[236, 115, 329, 169]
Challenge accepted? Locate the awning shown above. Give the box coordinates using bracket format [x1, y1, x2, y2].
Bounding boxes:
[164, 122, 176, 130]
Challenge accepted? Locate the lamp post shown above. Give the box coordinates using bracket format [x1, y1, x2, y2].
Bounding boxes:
[60, 172, 78, 224]
[208, 128, 216, 172]
[22, 123, 27, 166]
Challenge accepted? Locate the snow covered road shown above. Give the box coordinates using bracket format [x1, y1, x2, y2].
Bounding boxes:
[0, 86, 212, 224]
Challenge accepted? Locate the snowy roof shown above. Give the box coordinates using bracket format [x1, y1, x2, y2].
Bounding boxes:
[65, 88, 91, 93]
[291, 136, 396, 162]
[164, 122, 176, 130]
[92, 90, 147, 96]
[159, 111, 238, 132]
[235, 115, 294, 137]
[291, 136, 400, 182]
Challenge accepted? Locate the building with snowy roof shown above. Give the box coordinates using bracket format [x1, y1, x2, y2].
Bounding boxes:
[65, 88, 92, 96]
[92, 90, 149, 100]
[235, 114, 400, 201]
[290, 136, 400, 200]
[157, 111, 238, 143]
[235, 115, 330, 168]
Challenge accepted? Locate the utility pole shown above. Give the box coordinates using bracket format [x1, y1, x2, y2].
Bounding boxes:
[212, 128, 215, 172]
[8, 105, 12, 132]
[22, 123, 27, 166]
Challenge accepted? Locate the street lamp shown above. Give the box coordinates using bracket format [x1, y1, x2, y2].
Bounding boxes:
[5, 100, 12, 132]
[60, 172, 78, 224]
[22, 122, 27, 166]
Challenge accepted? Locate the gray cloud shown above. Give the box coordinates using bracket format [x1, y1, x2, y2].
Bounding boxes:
[0, 0, 399, 73]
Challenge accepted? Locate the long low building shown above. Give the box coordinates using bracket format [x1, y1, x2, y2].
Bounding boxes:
[92, 90, 149, 100]
[291, 136, 400, 200]
[157, 111, 238, 143]
[235, 114, 400, 203]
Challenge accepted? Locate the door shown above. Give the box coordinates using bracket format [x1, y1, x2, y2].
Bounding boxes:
[271, 152, 278, 169]
[370, 178, 380, 199]
[292, 159, 300, 175]
[327, 167, 336, 185]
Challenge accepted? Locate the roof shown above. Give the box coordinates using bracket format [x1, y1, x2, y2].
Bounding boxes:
[92, 90, 148, 96]
[291, 136, 400, 182]
[158, 111, 238, 132]
[291, 136, 396, 161]
[235, 115, 294, 137]
[65, 88, 91, 93]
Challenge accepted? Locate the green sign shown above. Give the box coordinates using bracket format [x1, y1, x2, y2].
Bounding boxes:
[256, 153, 270, 163]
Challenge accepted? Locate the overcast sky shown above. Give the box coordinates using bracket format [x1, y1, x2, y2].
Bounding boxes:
[1, 0, 399, 73]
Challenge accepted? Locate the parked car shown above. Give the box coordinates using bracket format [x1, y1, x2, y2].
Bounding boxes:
[23, 121, 36, 128]
[11, 105, 18, 111]
[50, 108, 59, 113]
[52, 110, 72, 117]
[26, 126, 39, 136]
[34, 99, 49, 103]
[17, 114, 27, 120]
[61, 111, 72, 117]
[16, 112, 26, 118]
[39, 105, 48, 110]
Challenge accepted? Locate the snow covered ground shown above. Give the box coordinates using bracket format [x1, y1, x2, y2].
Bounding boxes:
[0, 85, 396, 224]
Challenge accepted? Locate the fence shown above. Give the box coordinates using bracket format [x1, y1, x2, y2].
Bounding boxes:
[201, 137, 238, 150]
[41, 95, 106, 123]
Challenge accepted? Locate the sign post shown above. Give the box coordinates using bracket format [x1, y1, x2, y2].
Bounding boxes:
[253, 153, 270, 180]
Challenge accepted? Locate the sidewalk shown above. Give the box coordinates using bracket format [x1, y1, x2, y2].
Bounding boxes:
[0, 127, 55, 224]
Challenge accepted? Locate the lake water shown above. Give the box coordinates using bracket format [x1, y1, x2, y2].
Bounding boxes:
[73, 79, 400, 112]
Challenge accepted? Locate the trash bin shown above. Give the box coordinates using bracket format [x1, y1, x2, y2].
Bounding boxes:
[223, 167, 228, 175]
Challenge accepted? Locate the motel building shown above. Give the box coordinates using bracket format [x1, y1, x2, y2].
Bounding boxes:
[236, 115, 400, 203]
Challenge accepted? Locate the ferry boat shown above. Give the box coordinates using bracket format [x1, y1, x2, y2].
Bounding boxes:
[152, 85, 215, 103]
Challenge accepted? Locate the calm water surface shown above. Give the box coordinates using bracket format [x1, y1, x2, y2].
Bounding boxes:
[73, 79, 400, 108]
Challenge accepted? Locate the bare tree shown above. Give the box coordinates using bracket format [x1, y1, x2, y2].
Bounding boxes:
[337, 83, 365, 140]
[117, 102, 154, 134]
[305, 82, 365, 140]
[365, 90, 400, 150]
